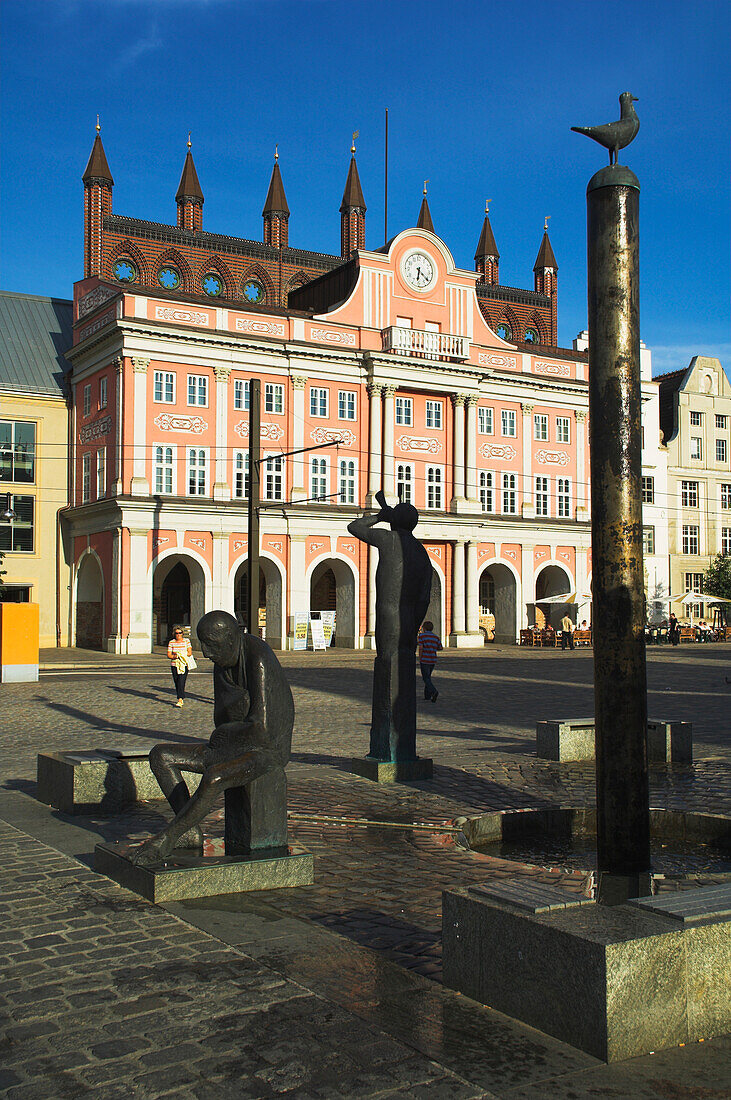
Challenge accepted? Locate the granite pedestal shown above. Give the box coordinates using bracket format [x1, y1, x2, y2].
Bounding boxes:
[349, 756, 433, 783]
[442, 879, 730, 1062]
[95, 839, 314, 903]
[37, 749, 201, 814]
[536, 718, 692, 763]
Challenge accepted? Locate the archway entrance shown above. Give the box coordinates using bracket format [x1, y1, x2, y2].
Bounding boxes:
[309, 558, 356, 647]
[153, 556, 206, 646]
[478, 563, 517, 644]
[75, 554, 103, 649]
[233, 558, 284, 648]
[534, 564, 573, 629]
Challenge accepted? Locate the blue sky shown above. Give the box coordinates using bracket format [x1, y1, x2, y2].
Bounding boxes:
[1, 0, 729, 374]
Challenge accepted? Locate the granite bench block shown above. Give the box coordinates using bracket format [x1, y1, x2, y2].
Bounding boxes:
[536, 719, 693, 763]
[37, 750, 201, 814]
[349, 757, 433, 783]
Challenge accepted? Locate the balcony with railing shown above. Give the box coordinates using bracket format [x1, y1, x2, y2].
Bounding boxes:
[381, 326, 470, 362]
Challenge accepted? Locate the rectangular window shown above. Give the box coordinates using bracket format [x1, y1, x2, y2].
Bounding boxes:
[721, 484, 731, 509]
[234, 379, 250, 411]
[685, 572, 704, 592]
[310, 456, 328, 501]
[339, 458, 356, 504]
[426, 466, 443, 509]
[96, 448, 106, 499]
[187, 374, 208, 407]
[535, 476, 549, 516]
[395, 397, 413, 426]
[534, 414, 548, 441]
[154, 445, 174, 495]
[0, 421, 36, 483]
[83, 384, 91, 417]
[426, 401, 443, 430]
[0, 494, 33, 552]
[396, 463, 413, 503]
[642, 475, 655, 503]
[265, 383, 284, 414]
[99, 377, 108, 410]
[502, 472, 517, 514]
[643, 526, 655, 555]
[722, 527, 731, 555]
[187, 448, 207, 495]
[233, 451, 249, 499]
[716, 414, 727, 429]
[690, 411, 703, 426]
[690, 436, 703, 460]
[153, 370, 175, 403]
[479, 470, 494, 513]
[682, 525, 700, 555]
[557, 477, 571, 518]
[681, 480, 699, 508]
[556, 416, 571, 444]
[478, 407, 494, 435]
[501, 409, 516, 437]
[338, 390, 356, 420]
[716, 438, 727, 463]
[263, 455, 284, 500]
[82, 453, 91, 502]
[310, 387, 328, 418]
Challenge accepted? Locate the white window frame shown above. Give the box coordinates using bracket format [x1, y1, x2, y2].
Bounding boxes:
[557, 476, 571, 518]
[682, 524, 700, 555]
[426, 465, 444, 509]
[716, 438, 727, 463]
[338, 390, 356, 420]
[690, 410, 703, 426]
[502, 471, 517, 514]
[83, 384, 91, 418]
[186, 447, 208, 496]
[154, 444, 175, 495]
[396, 462, 414, 503]
[265, 383, 284, 415]
[395, 397, 413, 427]
[535, 475, 549, 517]
[426, 401, 443, 430]
[534, 414, 548, 441]
[643, 525, 655, 555]
[478, 407, 494, 435]
[310, 455, 329, 501]
[721, 484, 731, 510]
[310, 387, 329, 418]
[187, 374, 208, 408]
[681, 480, 699, 508]
[479, 470, 494, 513]
[234, 379, 250, 411]
[82, 452, 91, 502]
[501, 409, 516, 437]
[233, 450, 249, 499]
[153, 370, 175, 404]
[722, 527, 731, 555]
[338, 457, 357, 504]
[263, 453, 284, 500]
[690, 436, 703, 460]
[642, 476, 655, 503]
[96, 447, 106, 499]
[716, 414, 727, 430]
[556, 416, 570, 444]
[99, 377, 108, 410]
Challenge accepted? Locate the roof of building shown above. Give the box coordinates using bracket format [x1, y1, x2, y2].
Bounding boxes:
[176, 150, 204, 203]
[475, 213, 499, 261]
[340, 156, 366, 212]
[262, 160, 290, 216]
[0, 291, 72, 396]
[82, 133, 114, 185]
[417, 196, 435, 234]
[533, 230, 558, 271]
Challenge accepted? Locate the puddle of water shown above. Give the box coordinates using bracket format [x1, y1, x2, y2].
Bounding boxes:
[474, 834, 731, 874]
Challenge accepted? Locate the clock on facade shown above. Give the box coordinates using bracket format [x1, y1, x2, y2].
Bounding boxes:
[402, 251, 435, 291]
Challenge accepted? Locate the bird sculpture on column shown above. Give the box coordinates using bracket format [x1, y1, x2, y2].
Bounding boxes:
[572, 92, 640, 165]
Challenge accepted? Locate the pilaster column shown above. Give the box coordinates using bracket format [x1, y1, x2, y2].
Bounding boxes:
[127, 527, 152, 653]
[288, 535, 308, 646]
[365, 544, 378, 649]
[521, 402, 535, 518]
[521, 543, 534, 631]
[465, 395, 479, 506]
[291, 376, 308, 501]
[213, 367, 231, 501]
[130, 358, 150, 495]
[575, 410, 588, 519]
[113, 356, 124, 495]
[466, 540, 480, 636]
[450, 393, 466, 510]
[450, 539, 466, 641]
[106, 527, 122, 652]
[382, 384, 396, 502]
[366, 382, 384, 507]
[212, 531, 232, 612]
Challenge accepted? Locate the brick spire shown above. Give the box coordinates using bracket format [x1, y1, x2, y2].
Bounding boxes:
[340, 134, 366, 257]
[474, 200, 499, 285]
[417, 180, 434, 233]
[176, 136, 204, 231]
[263, 147, 290, 248]
[533, 218, 558, 344]
[83, 118, 113, 278]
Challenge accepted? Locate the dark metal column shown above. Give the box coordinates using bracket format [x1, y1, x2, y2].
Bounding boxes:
[587, 165, 651, 904]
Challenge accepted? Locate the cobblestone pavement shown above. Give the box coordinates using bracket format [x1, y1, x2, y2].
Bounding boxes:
[0, 646, 729, 1097]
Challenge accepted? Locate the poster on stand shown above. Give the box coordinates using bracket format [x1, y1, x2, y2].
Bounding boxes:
[320, 611, 336, 647]
[293, 612, 309, 651]
[309, 616, 328, 651]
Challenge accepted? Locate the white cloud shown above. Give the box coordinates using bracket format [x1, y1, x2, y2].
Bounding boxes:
[650, 343, 731, 378]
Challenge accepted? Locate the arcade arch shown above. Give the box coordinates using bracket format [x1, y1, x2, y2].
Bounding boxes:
[308, 556, 357, 647]
[478, 561, 519, 643]
[232, 554, 284, 649]
[75, 550, 104, 650]
[152, 554, 206, 646]
[534, 563, 574, 629]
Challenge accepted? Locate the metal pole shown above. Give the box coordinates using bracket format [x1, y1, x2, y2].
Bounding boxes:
[384, 107, 389, 247]
[247, 379, 261, 636]
[587, 164, 651, 904]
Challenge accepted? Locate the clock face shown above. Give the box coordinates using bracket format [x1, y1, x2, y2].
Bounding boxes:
[402, 251, 435, 291]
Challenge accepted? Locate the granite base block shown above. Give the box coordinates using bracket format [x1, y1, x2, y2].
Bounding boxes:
[37, 750, 201, 814]
[348, 757, 433, 783]
[442, 884, 730, 1062]
[95, 839, 314, 903]
[535, 718, 693, 763]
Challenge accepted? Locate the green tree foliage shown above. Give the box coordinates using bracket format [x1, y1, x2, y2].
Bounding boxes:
[703, 553, 731, 601]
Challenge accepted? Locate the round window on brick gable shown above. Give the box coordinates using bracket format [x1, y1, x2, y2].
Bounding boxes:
[113, 258, 138, 283]
[243, 279, 265, 304]
[158, 266, 181, 290]
[202, 273, 224, 297]
[524, 327, 539, 344]
[496, 322, 512, 341]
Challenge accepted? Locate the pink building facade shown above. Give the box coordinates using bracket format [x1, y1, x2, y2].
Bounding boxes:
[65, 228, 591, 652]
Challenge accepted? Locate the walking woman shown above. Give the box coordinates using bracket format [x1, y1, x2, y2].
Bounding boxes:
[167, 626, 193, 707]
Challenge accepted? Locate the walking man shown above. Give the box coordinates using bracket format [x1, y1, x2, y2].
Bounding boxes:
[417, 620, 442, 701]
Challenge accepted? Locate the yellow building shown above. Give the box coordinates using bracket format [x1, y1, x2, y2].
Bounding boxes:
[0, 291, 72, 646]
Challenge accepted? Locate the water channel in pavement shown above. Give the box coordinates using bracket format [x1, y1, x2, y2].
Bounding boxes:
[474, 833, 731, 874]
